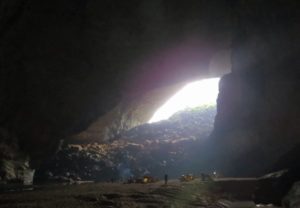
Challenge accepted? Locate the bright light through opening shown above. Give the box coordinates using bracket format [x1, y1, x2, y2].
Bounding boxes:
[148, 78, 220, 123]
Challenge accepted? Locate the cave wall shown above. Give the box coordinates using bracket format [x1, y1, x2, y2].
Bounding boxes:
[0, 0, 298, 178]
[71, 51, 231, 143]
[211, 0, 300, 176]
[0, 0, 233, 165]
[70, 82, 187, 143]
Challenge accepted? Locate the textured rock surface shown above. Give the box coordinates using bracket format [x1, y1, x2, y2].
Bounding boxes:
[209, 0, 300, 176]
[0, 0, 299, 180]
[254, 169, 300, 205]
[0, 128, 30, 182]
[283, 181, 300, 208]
[0, 0, 232, 166]
[36, 106, 216, 182]
[70, 82, 188, 143]
[0, 180, 249, 208]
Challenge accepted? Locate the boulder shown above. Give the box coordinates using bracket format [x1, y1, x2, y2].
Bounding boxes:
[282, 181, 300, 208]
[254, 168, 300, 206]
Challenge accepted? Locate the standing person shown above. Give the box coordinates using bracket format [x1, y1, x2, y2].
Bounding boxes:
[164, 174, 168, 185]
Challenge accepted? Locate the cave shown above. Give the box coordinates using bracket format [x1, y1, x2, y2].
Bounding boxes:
[148, 78, 220, 123]
[0, 0, 299, 207]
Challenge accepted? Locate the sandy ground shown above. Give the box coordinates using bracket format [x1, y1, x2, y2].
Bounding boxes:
[0, 179, 281, 208]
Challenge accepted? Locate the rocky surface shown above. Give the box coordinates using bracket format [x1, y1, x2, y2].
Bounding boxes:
[0, 0, 298, 182]
[36, 106, 216, 182]
[283, 181, 300, 208]
[70, 83, 191, 143]
[254, 169, 300, 206]
[0, 180, 217, 207]
[0, 128, 30, 182]
[0, 178, 286, 208]
[209, 1, 300, 176]
[0, 0, 231, 166]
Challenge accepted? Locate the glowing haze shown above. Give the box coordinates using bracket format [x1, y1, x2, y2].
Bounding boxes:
[148, 78, 220, 123]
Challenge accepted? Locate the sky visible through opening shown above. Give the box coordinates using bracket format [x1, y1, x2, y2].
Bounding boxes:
[148, 78, 220, 123]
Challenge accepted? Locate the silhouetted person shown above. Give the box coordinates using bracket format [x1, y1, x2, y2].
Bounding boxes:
[164, 174, 168, 185]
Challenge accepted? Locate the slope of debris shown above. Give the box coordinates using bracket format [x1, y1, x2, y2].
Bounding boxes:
[36, 106, 216, 182]
[121, 105, 216, 142]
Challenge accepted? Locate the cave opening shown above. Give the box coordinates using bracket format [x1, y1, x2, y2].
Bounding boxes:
[148, 77, 220, 123]
[106, 77, 222, 179]
[0, 0, 299, 206]
[35, 77, 222, 183]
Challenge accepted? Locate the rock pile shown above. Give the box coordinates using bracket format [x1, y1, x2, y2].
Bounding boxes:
[121, 105, 216, 142]
[36, 106, 216, 182]
[0, 128, 31, 184]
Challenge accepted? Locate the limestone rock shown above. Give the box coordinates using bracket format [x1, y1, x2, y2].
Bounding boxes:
[254, 169, 300, 206]
[36, 106, 216, 182]
[283, 181, 300, 208]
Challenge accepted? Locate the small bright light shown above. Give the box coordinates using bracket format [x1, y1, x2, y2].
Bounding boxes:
[148, 78, 220, 123]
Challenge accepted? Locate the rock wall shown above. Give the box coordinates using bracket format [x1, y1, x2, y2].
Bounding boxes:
[36, 106, 216, 182]
[0, 0, 298, 179]
[70, 83, 188, 143]
[210, 0, 299, 176]
[0, 0, 232, 166]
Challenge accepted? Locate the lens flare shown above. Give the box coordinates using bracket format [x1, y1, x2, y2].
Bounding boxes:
[148, 78, 220, 123]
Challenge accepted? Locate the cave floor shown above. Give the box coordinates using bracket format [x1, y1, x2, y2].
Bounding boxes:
[0, 179, 280, 208]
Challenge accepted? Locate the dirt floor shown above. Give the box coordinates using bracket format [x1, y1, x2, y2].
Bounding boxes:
[0, 179, 281, 208]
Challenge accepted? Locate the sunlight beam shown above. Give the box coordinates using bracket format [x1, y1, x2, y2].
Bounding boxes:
[148, 78, 220, 123]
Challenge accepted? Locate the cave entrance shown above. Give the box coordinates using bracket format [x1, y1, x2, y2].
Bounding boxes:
[48, 78, 222, 181]
[148, 77, 220, 123]
[118, 77, 221, 178]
